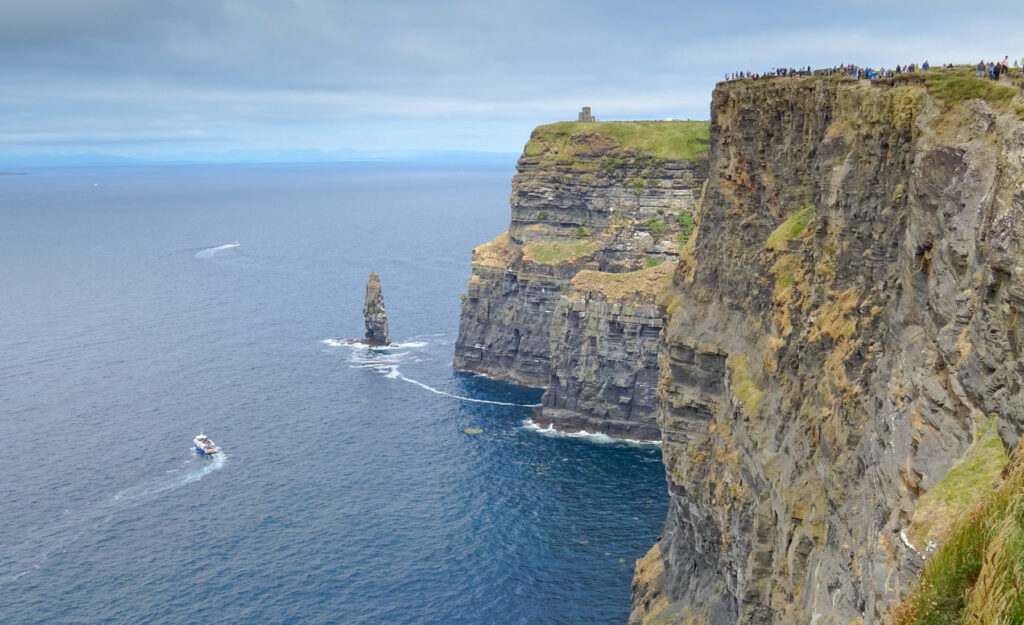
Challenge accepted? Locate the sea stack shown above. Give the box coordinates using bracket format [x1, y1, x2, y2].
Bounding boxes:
[362, 272, 390, 346]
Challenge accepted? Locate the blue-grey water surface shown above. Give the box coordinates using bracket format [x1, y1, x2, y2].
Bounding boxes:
[0, 163, 667, 624]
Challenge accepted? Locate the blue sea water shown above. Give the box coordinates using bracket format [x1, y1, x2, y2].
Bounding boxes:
[0, 163, 668, 625]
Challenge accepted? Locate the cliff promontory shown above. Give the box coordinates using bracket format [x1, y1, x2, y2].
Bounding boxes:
[534, 263, 673, 441]
[633, 70, 1024, 625]
[454, 121, 708, 436]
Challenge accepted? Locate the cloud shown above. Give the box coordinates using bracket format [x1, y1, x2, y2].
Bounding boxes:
[3, 0, 1023, 157]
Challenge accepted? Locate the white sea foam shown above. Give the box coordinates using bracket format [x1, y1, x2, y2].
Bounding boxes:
[392, 341, 427, 349]
[113, 452, 226, 502]
[194, 242, 240, 259]
[322, 335, 536, 407]
[391, 370, 539, 406]
[320, 338, 428, 350]
[320, 338, 368, 349]
[523, 419, 662, 446]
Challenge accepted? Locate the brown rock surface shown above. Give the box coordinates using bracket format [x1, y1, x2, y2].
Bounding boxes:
[638, 73, 1024, 625]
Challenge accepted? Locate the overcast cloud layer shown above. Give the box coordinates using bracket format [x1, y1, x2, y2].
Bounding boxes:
[4, 0, 1024, 161]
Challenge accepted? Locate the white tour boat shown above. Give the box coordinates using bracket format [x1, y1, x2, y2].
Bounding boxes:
[193, 434, 219, 455]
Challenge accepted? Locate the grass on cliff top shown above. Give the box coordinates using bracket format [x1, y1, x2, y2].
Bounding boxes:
[894, 423, 1023, 625]
[522, 239, 599, 265]
[908, 415, 1008, 549]
[923, 67, 1018, 110]
[471, 231, 521, 267]
[765, 205, 815, 251]
[524, 120, 711, 164]
[568, 262, 674, 305]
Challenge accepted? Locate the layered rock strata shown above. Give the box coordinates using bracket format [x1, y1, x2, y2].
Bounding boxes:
[454, 121, 708, 395]
[363, 272, 390, 346]
[633, 72, 1024, 625]
[533, 263, 673, 441]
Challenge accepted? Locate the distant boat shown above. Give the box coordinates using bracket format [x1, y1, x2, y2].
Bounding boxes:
[229, 241, 240, 247]
[193, 434, 219, 455]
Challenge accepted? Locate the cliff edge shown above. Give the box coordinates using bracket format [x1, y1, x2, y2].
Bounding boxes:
[634, 70, 1024, 624]
[454, 120, 708, 411]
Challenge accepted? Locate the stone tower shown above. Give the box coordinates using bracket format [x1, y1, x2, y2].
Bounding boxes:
[577, 106, 595, 122]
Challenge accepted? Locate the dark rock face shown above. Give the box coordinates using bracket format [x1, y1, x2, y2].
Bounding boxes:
[363, 272, 390, 346]
[633, 77, 1024, 625]
[533, 266, 671, 441]
[454, 121, 708, 406]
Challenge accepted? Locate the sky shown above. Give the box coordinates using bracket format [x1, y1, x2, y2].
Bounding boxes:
[4, 0, 1024, 163]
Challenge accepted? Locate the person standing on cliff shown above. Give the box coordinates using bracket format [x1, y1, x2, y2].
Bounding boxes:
[978, 60, 987, 78]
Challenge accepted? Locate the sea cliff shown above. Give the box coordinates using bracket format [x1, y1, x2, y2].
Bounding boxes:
[633, 71, 1024, 624]
[533, 263, 672, 441]
[454, 121, 708, 431]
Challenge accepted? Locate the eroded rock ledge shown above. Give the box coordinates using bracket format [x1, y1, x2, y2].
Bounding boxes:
[533, 263, 673, 441]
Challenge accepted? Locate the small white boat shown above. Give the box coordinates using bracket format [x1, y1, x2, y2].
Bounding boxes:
[193, 434, 219, 455]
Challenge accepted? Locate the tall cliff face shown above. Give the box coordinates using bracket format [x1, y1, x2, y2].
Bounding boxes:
[454, 121, 708, 388]
[634, 73, 1024, 625]
[534, 263, 672, 441]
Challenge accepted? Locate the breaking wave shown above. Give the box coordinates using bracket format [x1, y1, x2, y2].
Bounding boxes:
[523, 419, 661, 446]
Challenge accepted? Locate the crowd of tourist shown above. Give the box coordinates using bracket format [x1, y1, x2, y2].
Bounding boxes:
[979, 57, 1017, 81]
[724, 57, 1023, 83]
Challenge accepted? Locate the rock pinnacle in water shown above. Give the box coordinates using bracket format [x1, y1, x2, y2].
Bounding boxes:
[363, 272, 390, 346]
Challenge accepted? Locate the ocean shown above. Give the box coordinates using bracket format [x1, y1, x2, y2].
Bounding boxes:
[0, 163, 668, 625]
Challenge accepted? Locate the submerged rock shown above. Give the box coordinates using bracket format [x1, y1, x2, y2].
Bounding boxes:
[362, 272, 390, 346]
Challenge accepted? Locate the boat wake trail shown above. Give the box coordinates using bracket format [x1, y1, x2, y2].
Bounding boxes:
[387, 368, 539, 406]
[194, 241, 240, 259]
[322, 337, 540, 407]
[113, 452, 226, 502]
[0, 452, 227, 588]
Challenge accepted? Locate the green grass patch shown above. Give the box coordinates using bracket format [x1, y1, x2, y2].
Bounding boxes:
[522, 240, 599, 265]
[645, 217, 666, 238]
[924, 69, 1018, 109]
[537, 210, 549, 220]
[766, 205, 815, 251]
[645, 256, 661, 268]
[908, 415, 1009, 548]
[770, 255, 800, 291]
[726, 353, 763, 418]
[894, 418, 1023, 625]
[604, 154, 629, 172]
[527, 120, 711, 166]
[574, 227, 590, 238]
[677, 212, 694, 240]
